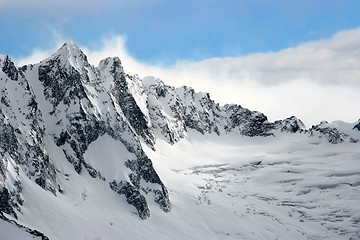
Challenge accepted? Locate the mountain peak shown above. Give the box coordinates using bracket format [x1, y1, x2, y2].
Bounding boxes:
[60, 41, 83, 56]
[43, 41, 90, 71]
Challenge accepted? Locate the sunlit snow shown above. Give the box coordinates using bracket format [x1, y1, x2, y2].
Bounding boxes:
[5, 130, 358, 240]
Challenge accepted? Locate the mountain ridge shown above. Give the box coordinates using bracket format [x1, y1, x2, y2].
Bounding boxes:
[0, 42, 359, 239]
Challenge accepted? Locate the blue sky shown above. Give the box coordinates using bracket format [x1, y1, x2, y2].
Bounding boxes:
[1, 0, 359, 63]
[1, 0, 360, 126]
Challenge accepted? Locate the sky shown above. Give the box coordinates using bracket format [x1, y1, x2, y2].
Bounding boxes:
[1, 0, 360, 127]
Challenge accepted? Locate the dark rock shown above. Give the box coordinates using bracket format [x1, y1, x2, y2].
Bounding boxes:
[274, 116, 306, 133]
[124, 156, 171, 213]
[153, 187, 171, 213]
[0, 187, 18, 219]
[353, 121, 360, 131]
[109, 180, 150, 220]
[38, 59, 86, 108]
[0, 211, 49, 240]
[105, 58, 154, 147]
[224, 104, 273, 136]
[1, 56, 18, 81]
[310, 124, 348, 144]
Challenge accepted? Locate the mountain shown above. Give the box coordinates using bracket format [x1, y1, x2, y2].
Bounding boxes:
[0, 42, 359, 239]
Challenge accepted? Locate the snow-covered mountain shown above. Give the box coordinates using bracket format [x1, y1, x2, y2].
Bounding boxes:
[0, 42, 359, 239]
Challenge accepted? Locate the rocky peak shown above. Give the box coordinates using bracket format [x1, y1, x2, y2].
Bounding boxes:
[41, 41, 91, 74]
[98, 58, 155, 147]
[35, 43, 93, 109]
[310, 121, 349, 144]
[274, 116, 306, 133]
[143, 76, 168, 97]
[98, 57, 124, 74]
[0, 55, 18, 81]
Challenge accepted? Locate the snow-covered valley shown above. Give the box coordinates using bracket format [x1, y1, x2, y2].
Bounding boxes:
[2, 130, 360, 239]
[147, 131, 360, 239]
[0, 42, 359, 239]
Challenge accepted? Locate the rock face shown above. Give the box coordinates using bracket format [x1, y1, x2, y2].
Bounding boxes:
[310, 123, 348, 144]
[274, 116, 306, 133]
[0, 43, 169, 220]
[143, 76, 276, 142]
[0, 42, 358, 226]
[308, 120, 360, 144]
[0, 54, 57, 220]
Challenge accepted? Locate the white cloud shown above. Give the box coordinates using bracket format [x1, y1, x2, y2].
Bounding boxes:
[14, 28, 360, 127]
[15, 29, 66, 66]
[15, 48, 56, 66]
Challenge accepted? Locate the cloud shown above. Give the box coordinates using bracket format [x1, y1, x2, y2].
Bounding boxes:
[172, 28, 360, 88]
[14, 28, 360, 127]
[15, 29, 67, 66]
[84, 28, 360, 89]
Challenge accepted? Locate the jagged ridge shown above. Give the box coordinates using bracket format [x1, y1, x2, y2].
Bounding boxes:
[0, 42, 359, 234]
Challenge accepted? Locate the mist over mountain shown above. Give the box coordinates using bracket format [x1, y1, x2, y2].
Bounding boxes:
[0, 42, 359, 239]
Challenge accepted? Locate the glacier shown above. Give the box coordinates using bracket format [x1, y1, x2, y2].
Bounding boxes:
[0, 41, 359, 239]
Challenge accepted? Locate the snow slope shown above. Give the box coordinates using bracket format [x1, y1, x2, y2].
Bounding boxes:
[3, 130, 359, 240]
[145, 131, 360, 239]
